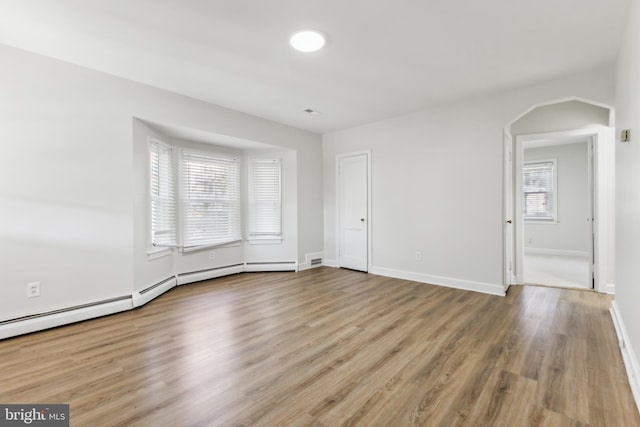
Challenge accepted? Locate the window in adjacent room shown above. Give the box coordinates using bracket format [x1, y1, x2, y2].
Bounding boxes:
[180, 149, 241, 249]
[522, 159, 557, 221]
[248, 158, 282, 241]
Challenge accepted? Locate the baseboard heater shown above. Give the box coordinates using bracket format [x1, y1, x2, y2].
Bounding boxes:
[1, 263, 297, 340]
[176, 263, 245, 285]
[133, 276, 177, 308]
[244, 261, 297, 272]
[0, 296, 132, 340]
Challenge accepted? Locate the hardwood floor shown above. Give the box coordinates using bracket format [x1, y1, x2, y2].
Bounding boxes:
[0, 267, 638, 426]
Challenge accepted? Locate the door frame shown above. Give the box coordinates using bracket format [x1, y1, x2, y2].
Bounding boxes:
[504, 131, 515, 289]
[506, 126, 614, 293]
[336, 151, 372, 272]
[587, 139, 595, 288]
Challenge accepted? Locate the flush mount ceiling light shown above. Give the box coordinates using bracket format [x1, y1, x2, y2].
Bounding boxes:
[290, 30, 325, 52]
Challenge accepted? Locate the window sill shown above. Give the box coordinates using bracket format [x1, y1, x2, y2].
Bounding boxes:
[180, 240, 242, 253]
[248, 237, 283, 245]
[147, 248, 173, 260]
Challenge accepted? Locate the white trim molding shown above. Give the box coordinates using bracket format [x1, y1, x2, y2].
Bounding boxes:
[524, 248, 590, 257]
[298, 252, 325, 271]
[0, 297, 133, 340]
[610, 301, 640, 414]
[369, 266, 506, 297]
[323, 259, 338, 268]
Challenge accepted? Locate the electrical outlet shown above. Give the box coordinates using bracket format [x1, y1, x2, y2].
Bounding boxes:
[27, 282, 41, 298]
[208, 251, 216, 260]
[415, 251, 421, 261]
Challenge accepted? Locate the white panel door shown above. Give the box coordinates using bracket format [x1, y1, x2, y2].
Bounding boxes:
[338, 154, 368, 271]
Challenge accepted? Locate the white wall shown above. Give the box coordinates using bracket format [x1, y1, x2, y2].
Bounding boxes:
[523, 142, 590, 255]
[323, 67, 614, 294]
[615, 0, 640, 407]
[511, 100, 610, 135]
[0, 44, 323, 322]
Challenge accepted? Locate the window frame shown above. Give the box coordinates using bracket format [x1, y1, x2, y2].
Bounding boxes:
[248, 158, 283, 243]
[148, 138, 177, 258]
[178, 148, 242, 251]
[522, 158, 558, 223]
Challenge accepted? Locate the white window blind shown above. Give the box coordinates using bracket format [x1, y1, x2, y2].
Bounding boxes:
[249, 159, 282, 238]
[149, 140, 177, 247]
[180, 150, 241, 248]
[523, 160, 555, 220]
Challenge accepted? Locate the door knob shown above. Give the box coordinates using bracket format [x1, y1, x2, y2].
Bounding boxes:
[361, 218, 365, 222]
[506, 220, 512, 224]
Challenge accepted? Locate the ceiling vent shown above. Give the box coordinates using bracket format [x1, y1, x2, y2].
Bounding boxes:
[303, 108, 322, 116]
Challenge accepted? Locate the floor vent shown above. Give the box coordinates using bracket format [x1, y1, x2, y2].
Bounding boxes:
[310, 258, 323, 266]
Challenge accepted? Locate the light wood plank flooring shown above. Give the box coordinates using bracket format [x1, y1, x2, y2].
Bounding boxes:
[0, 267, 638, 426]
[524, 253, 591, 289]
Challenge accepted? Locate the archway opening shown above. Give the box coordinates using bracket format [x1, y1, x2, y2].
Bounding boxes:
[503, 98, 615, 294]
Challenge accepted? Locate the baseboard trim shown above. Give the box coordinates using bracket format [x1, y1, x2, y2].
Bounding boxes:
[369, 266, 506, 296]
[604, 283, 616, 295]
[176, 264, 245, 285]
[0, 297, 133, 340]
[525, 248, 589, 257]
[610, 301, 640, 414]
[298, 252, 325, 271]
[133, 276, 177, 308]
[244, 262, 297, 272]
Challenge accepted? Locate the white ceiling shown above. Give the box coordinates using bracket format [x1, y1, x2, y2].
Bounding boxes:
[0, 0, 630, 134]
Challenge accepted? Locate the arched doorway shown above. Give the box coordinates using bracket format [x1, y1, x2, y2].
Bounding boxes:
[503, 98, 615, 293]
